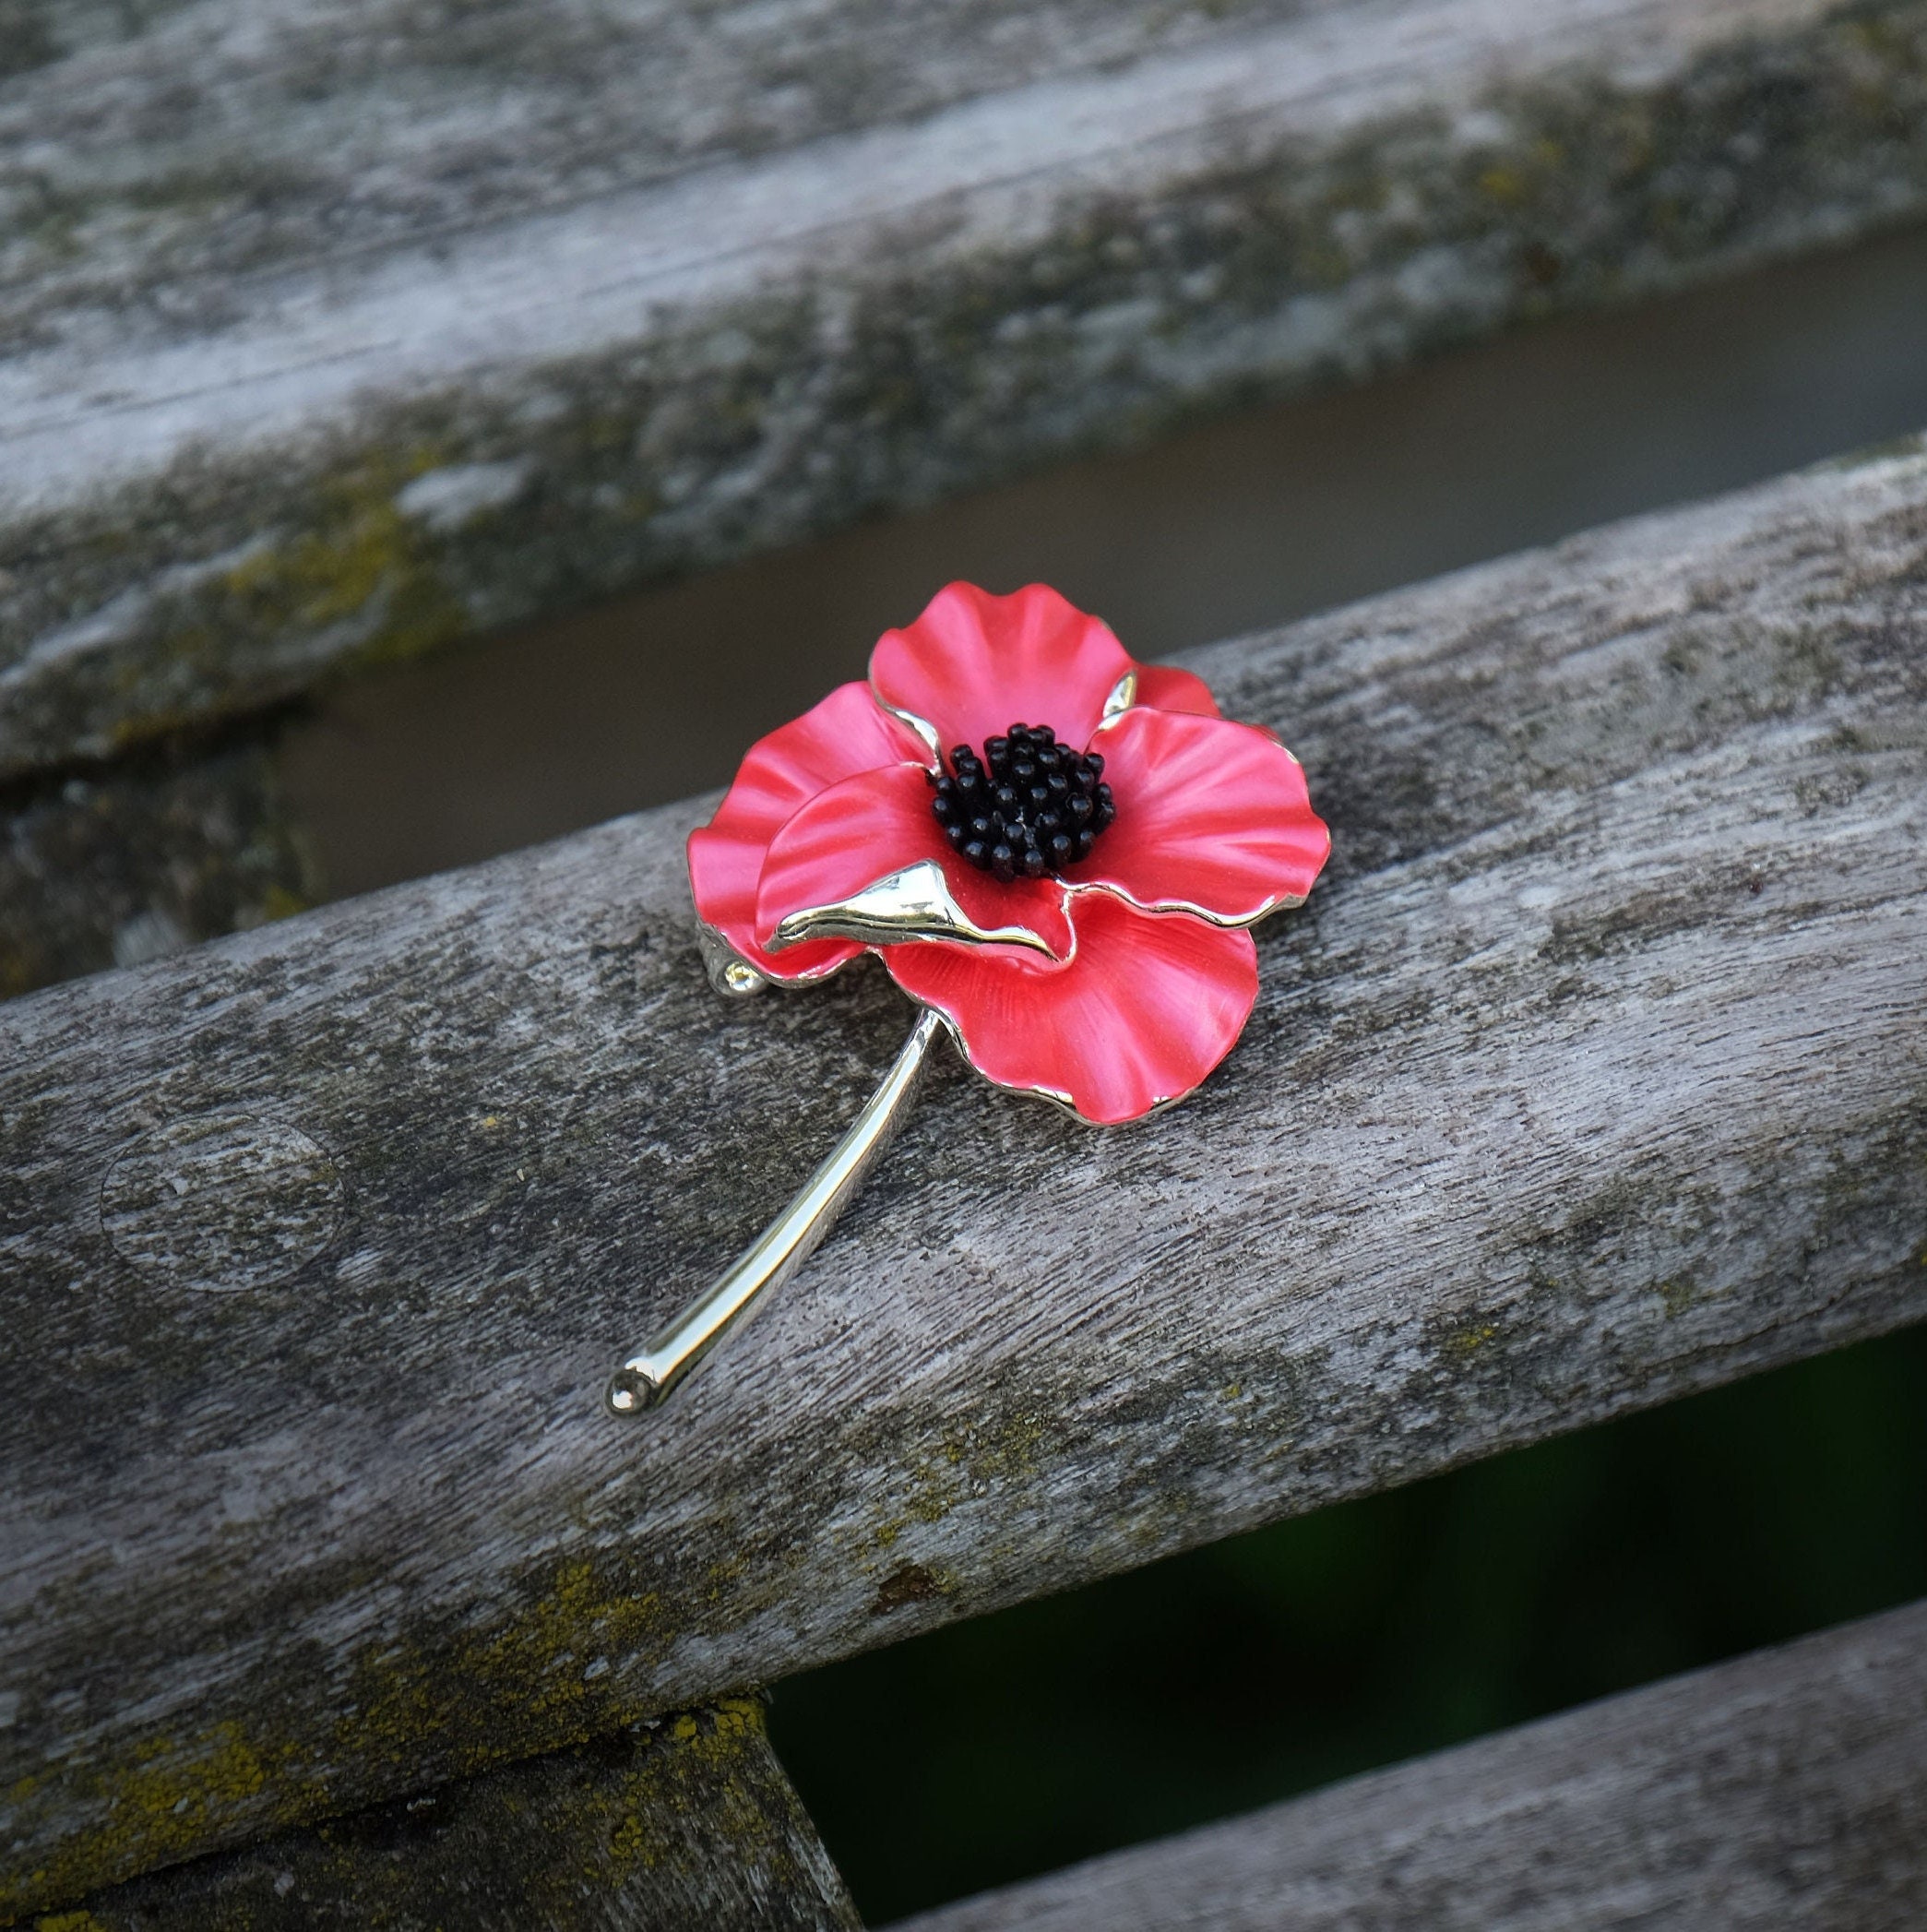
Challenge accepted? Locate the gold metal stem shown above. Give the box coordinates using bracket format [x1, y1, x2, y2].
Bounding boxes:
[606, 1008, 943, 1413]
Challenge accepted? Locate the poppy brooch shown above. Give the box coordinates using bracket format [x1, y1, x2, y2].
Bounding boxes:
[607, 582, 1329, 1413]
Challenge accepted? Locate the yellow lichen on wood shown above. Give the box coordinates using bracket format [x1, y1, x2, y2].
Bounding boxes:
[1443, 1322, 1499, 1359]
[213, 452, 469, 673]
[29, 1698, 859, 1929]
[3, 1724, 298, 1923]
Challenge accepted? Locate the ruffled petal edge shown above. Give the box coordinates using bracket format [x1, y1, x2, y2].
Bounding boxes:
[883, 893, 1258, 1124]
[687, 681, 930, 984]
[870, 582, 1135, 758]
[1069, 706, 1330, 927]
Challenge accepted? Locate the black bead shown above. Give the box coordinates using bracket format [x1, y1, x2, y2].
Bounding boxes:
[934, 720, 1119, 877]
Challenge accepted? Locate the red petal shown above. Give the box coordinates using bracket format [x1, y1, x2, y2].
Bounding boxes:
[755, 765, 1074, 960]
[870, 582, 1134, 756]
[1131, 661, 1221, 718]
[885, 895, 1257, 1124]
[1072, 707, 1330, 925]
[687, 682, 928, 983]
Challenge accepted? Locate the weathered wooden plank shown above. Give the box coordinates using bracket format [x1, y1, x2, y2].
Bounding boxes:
[0, 733, 315, 1001]
[52, 1698, 861, 1931]
[3, 437, 1925, 1912]
[6, 0, 1927, 779]
[889, 1597, 1927, 1932]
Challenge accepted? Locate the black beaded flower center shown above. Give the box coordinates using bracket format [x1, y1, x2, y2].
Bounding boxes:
[928, 722, 1116, 881]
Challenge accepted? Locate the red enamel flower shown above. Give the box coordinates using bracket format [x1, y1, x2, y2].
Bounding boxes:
[687, 582, 1330, 1125]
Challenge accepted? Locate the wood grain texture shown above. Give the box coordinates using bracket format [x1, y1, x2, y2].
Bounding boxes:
[3, 439, 1925, 1912]
[57, 1698, 861, 1932]
[6, 0, 1927, 778]
[890, 1598, 1927, 1932]
[0, 732, 316, 1000]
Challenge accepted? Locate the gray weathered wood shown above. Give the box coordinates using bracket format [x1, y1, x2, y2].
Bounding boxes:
[58, 1697, 862, 1931]
[3, 436, 1925, 1913]
[889, 1597, 1927, 1932]
[0, 733, 316, 1000]
[6, 0, 1927, 779]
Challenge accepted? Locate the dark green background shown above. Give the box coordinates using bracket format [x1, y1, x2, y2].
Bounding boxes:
[770, 1324, 1927, 1924]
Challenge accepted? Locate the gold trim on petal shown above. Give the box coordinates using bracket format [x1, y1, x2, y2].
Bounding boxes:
[1064, 877, 1313, 930]
[768, 858, 1065, 958]
[869, 687, 943, 764]
[910, 996, 1191, 1128]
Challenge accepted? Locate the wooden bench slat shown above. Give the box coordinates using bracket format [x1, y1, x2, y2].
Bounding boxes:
[6, 0, 1927, 779]
[888, 1597, 1927, 1932]
[3, 441, 1924, 1911]
[58, 1698, 861, 1932]
[0, 736, 315, 1000]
